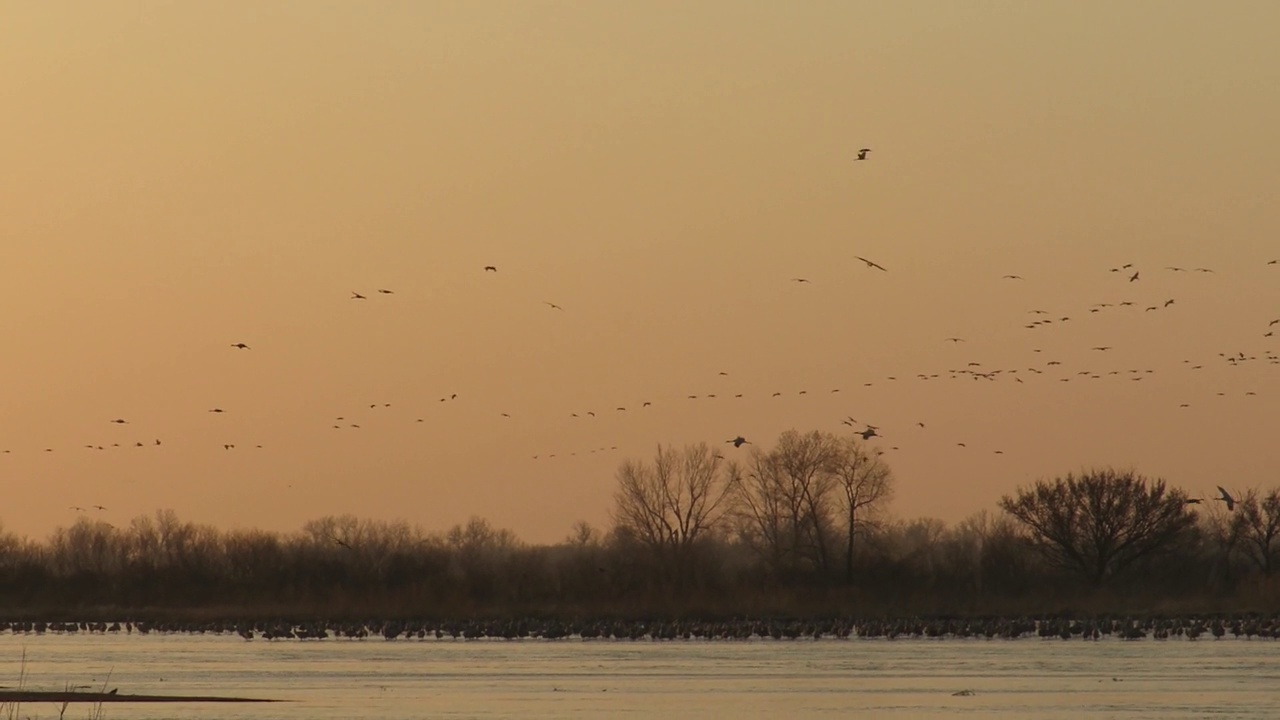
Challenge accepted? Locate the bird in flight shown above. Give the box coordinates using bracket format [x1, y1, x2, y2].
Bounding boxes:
[855, 256, 887, 271]
[1215, 486, 1236, 512]
[790, 278, 810, 283]
[945, 337, 965, 343]
[1002, 275, 1023, 280]
[351, 291, 366, 299]
[1164, 299, 1175, 307]
[110, 419, 128, 424]
[230, 343, 250, 350]
[544, 302, 563, 311]
[1128, 271, 1140, 282]
[855, 148, 871, 160]
[726, 436, 751, 448]
[377, 289, 394, 294]
[1092, 346, 1112, 351]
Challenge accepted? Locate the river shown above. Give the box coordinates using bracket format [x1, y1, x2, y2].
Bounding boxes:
[1, 634, 1276, 718]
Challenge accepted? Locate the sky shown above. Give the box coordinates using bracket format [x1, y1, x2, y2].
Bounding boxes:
[1, 1, 1278, 543]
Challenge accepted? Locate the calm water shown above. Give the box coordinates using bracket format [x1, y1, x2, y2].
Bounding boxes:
[1, 634, 1277, 719]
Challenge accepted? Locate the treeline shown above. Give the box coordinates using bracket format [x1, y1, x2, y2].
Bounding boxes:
[0, 431, 1276, 620]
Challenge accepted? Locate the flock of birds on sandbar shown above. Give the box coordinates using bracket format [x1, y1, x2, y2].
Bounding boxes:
[2, 149, 1278, 519]
[5, 614, 1280, 643]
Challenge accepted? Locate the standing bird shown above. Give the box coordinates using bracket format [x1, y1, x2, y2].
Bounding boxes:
[855, 256, 888, 271]
[855, 148, 871, 160]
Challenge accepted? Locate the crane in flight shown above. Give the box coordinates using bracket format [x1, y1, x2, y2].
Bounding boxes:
[855, 148, 871, 160]
[1215, 486, 1236, 512]
[855, 256, 887, 271]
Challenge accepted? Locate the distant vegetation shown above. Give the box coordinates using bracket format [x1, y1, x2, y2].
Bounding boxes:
[1, 429, 1277, 621]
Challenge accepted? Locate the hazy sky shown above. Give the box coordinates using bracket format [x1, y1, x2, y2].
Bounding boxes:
[2, 1, 1278, 543]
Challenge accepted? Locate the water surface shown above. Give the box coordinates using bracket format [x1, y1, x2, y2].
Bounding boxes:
[1, 634, 1276, 719]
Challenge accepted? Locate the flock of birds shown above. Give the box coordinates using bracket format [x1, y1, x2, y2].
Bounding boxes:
[3, 148, 1278, 526]
[5, 615, 1280, 643]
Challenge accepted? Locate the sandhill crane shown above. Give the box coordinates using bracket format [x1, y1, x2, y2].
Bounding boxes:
[1215, 486, 1236, 512]
[855, 148, 871, 160]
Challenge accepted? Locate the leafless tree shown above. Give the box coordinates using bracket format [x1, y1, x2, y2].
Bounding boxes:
[612, 443, 733, 582]
[730, 430, 846, 577]
[831, 435, 894, 582]
[999, 468, 1196, 585]
[1232, 487, 1280, 577]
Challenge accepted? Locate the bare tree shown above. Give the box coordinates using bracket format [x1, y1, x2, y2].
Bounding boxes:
[831, 436, 893, 582]
[999, 468, 1196, 586]
[731, 430, 844, 577]
[612, 443, 733, 582]
[1232, 487, 1280, 577]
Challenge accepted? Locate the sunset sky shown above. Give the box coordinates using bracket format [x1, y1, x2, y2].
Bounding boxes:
[2, 2, 1277, 543]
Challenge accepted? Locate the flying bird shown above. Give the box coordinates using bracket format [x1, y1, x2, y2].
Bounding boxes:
[1092, 346, 1112, 351]
[230, 343, 250, 350]
[1215, 486, 1236, 512]
[544, 302, 563, 311]
[110, 419, 128, 424]
[945, 338, 965, 343]
[484, 265, 497, 272]
[1128, 271, 1139, 282]
[377, 289, 394, 294]
[855, 148, 871, 160]
[726, 436, 751, 448]
[790, 278, 810, 283]
[855, 256, 887, 271]
[1002, 275, 1023, 280]
[351, 291, 366, 299]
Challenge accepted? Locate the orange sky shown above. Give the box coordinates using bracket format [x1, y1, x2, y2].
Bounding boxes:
[2, 2, 1278, 543]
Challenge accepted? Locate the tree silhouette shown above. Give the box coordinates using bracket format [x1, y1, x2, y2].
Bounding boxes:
[1232, 488, 1280, 577]
[612, 443, 732, 585]
[999, 468, 1195, 585]
[831, 436, 894, 583]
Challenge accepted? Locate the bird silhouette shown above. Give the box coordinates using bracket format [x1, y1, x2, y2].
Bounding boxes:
[351, 291, 366, 299]
[484, 265, 497, 272]
[377, 289, 394, 294]
[726, 436, 750, 448]
[544, 302, 563, 311]
[790, 278, 810, 283]
[1129, 271, 1139, 282]
[1215, 486, 1236, 511]
[230, 343, 250, 350]
[855, 256, 887, 271]
[855, 148, 871, 160]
